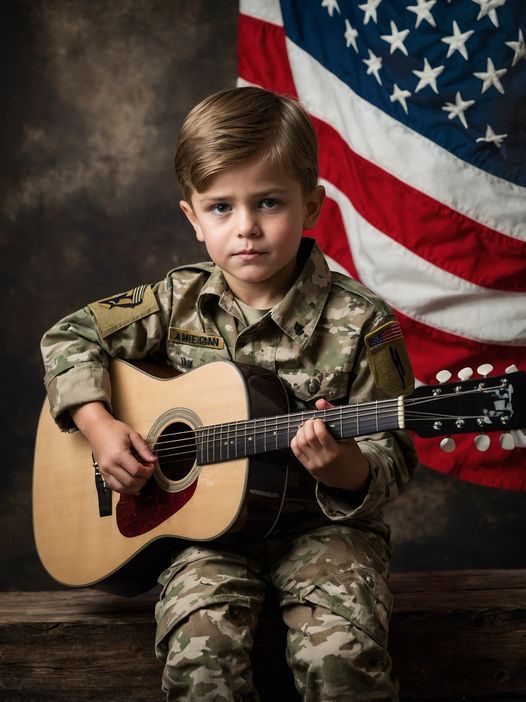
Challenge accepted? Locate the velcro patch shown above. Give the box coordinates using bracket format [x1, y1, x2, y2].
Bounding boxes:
[365, 320, 414, 397]
[88, 285, 159, 338]
[168, 327, 225, 350]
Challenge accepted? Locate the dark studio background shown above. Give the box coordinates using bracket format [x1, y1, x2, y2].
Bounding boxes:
[1, 0, 525, 593]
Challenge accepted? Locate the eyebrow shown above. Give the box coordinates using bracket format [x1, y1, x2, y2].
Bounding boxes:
[199, 188, 290, 203]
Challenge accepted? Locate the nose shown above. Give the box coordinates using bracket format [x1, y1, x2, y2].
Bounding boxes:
[236, 207, 260, 238]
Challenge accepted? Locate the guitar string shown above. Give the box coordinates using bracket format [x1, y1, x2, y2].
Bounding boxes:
[148, 385, 502, 449]
[146, 386, 507, 461]
[149, 387, 504, 455]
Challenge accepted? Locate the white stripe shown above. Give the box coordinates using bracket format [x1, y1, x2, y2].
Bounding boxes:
[321, 178, 526, 346]
[239, 0, 283, 26]
[286, 40, 526, 242]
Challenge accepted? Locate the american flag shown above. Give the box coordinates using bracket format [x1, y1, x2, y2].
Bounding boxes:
[238, 0, 526, 491]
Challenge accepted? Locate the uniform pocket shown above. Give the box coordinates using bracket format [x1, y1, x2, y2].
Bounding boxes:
[296, 565, 393, 647]
[277, 368, 349, 405]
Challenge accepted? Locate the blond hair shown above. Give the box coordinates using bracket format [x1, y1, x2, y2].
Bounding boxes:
[175, 87, 319, 199]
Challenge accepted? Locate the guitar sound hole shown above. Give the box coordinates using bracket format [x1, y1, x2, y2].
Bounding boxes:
[156, 421, 196, 482]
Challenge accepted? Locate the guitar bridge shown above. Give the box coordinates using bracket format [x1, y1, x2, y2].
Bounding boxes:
[93, 458, 112, 517]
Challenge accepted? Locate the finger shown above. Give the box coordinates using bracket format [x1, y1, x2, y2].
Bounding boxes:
[120, 451, 154, 482]
[129, 431, 157, 464]
[100, 458, 149, 494]
[314, 398, 334, 411]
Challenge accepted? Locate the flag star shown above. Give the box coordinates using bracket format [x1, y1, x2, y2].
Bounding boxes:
[413, 57, 444, 93]
[344, 19, 359, 52]
[407, 0, 436, 28]
[363, 49, 383, 84]
[381, 21, 410, 56]
[441, 21, 474, 60]
[506, 29, 526, 67]
[476, 125, 508, 147]
[472, 0, 506, 28]
[473, 58, 507, 94]
[321, 0, 341, 17]
[442, 92, 475, 129]
[390, 83, 411, 114]
[359, 0, 382, 25]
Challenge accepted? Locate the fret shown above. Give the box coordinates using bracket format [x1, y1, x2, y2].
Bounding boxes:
[197, 398, 402, 466]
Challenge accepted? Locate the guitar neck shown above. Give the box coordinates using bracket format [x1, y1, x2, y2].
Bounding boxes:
[196, 398, 402, 465]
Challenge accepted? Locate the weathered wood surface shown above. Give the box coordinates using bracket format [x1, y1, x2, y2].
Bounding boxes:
[1, 570, 525, 701]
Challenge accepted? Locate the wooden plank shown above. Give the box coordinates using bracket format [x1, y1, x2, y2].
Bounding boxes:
[1, 571, 526, 701]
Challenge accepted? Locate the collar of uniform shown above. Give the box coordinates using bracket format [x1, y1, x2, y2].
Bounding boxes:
[197, 265, 244, 321]
[196, 238, 332, 344]
[270, 237, 332, 349]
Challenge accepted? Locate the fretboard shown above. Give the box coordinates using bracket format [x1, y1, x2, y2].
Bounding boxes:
[195, 399, 402, 465]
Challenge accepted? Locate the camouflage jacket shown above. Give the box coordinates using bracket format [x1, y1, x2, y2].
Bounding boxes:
[41, 237, 418, 536]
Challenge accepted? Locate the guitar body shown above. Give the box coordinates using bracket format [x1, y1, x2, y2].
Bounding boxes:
[33, 360, 290, 595]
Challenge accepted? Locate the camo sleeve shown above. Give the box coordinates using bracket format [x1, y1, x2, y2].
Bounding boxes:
[41, 278, 173, 431]
[316, 312, 418, 520]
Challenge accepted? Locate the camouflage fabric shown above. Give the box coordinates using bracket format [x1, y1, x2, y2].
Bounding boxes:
[40, 236, 418, 700]
[155, 526, 398, 701]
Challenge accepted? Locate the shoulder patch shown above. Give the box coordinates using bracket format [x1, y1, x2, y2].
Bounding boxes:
[365, 320, 414, 397]
[88, 284, 159, 338]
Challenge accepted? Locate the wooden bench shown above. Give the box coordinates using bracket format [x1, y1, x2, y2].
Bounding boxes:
[1, 570, 525, 701]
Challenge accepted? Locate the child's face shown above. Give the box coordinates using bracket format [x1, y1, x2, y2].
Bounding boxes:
[180, 159, 324, 308]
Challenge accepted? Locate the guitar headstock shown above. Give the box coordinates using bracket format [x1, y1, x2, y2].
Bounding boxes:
[406, 365, 526, 451]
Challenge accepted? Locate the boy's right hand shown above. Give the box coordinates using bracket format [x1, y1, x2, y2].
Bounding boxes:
[70, 402, 157, 495]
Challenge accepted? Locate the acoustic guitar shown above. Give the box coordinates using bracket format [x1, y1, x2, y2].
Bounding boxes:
[33, 359, 525, 595]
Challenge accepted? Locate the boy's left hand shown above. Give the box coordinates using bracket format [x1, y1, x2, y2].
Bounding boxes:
[290, 399, 370, 493]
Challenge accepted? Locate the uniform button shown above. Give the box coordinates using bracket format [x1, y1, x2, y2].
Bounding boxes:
[307, 379, 320, 394]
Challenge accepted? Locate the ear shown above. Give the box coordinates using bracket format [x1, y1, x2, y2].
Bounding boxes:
[302, 185, 325, 230]
[179, 200, 205, 242]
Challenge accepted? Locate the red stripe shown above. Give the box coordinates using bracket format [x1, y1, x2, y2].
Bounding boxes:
[238, 14, 297, 98]
[307, 197, 359, 279]
[396, 312, 525, 385]
[239, 13, 526, 293]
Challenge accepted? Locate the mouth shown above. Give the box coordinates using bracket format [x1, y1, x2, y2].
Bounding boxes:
[235, 250, 265, 260]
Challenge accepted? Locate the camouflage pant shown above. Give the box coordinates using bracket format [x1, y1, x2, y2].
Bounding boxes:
[155, 525, 398, 701]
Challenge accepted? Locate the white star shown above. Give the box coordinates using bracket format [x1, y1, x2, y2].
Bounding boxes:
[441, 21, 474, 60]
[407, 0, 436, 28]
[442, 92, 475, 129]
[363, 49, 383, 85]
[476, 125, 508, 147]
[344, 19, 359, 52]
[381, 21, 410, 56]
[473, 58, 507, 94]
[359, 0, 382, 25]
[472, 0, 506, 28]
[413, 57, 444, 93]
[506, 29, 526, 67]
[321, 0, 341, 17]
[390, 84, 411, 114]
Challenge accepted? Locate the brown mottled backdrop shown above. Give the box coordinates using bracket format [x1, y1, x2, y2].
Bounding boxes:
[1, 0, 524, 591]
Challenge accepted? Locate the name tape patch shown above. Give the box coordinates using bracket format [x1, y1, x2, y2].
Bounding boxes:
[169, 327, 225, 350]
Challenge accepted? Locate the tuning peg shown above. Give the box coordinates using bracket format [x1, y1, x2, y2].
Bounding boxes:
[499, 433, 515, 451]
[436, 370, 452, 383]
[477, 363, 494, 377]
[474, 434, 491, 452]
[458, 367, 473, 380]
[505, 364, 518, 373]
[440, 437, 456, 453]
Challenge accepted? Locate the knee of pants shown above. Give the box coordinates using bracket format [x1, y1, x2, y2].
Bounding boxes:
[160, 602, 258, 700]
[283, 604, 398, 701]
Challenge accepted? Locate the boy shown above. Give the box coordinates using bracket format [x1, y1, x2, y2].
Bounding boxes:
[41, 86, 418, 701]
